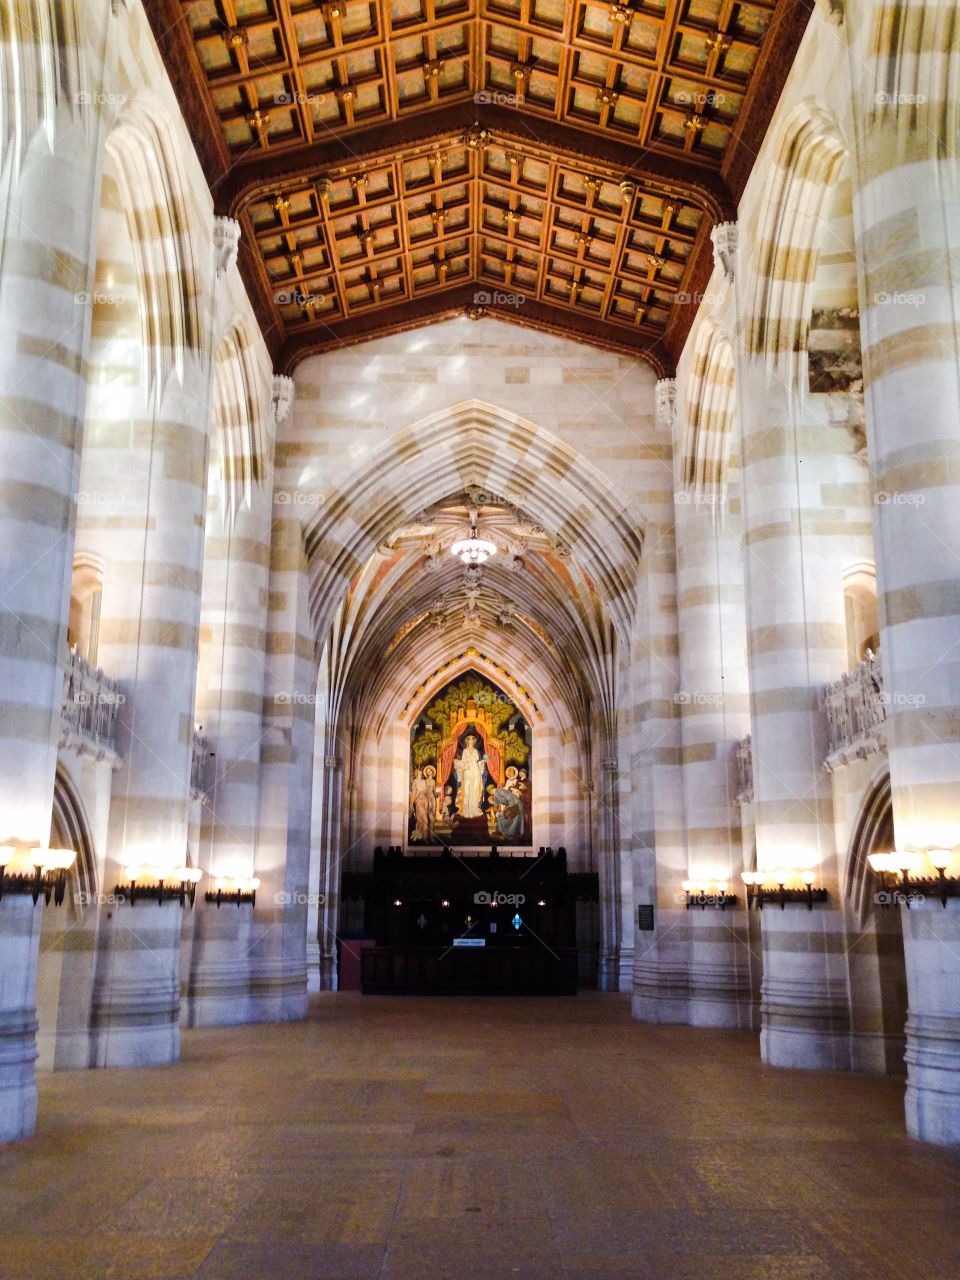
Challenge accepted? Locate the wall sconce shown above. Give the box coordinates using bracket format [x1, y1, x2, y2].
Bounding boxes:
[742, 868, 827, 910]
[119, 864, 203, 907]
[205, 875, 260, 909]
[869, 848, 959, 908]
[0, 846, 77, 906]
[681, 879, 737, 910]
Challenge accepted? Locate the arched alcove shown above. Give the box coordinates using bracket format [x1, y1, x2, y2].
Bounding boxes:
[845, 771, 908, 1075]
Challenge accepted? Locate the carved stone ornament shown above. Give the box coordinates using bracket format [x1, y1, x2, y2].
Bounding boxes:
[271, 374, 295, 426]
[710, 221, 738, 284]
[214, 217, 241, 280]
[655, 378, 678, 430]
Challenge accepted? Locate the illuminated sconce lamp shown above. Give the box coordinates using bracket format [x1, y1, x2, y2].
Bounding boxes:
[742, 867, 827, 911]
[205, 875, 260, 909]
[441, 898, 450, 908]
[0, 845, 77, 906]
[869, 848, 959, 908]
[681, 878, 737, 910]
[120, 862, 203, 907]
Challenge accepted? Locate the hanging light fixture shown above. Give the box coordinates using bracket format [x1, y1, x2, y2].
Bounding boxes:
[450, 511, 497, 566]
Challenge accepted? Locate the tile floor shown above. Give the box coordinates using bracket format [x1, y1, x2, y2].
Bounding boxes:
[0, 994, 958, 1279]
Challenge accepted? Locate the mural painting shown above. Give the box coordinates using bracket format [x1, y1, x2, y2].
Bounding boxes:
[409, 671, 532, 846]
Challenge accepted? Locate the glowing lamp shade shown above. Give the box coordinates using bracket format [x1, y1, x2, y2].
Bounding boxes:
[929, 849, 953, 872]
[0, 845, 41, 875]
[868, 852, 897, 874]
[450, 529, 497, 565]
[41, 848, 77, 872]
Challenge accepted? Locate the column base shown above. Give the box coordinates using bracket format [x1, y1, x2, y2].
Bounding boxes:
[760, 975, 852, 1070]
[0, 1010, 38, 1143]
[631, 960, 690, 1024]
[904, 1013, 960, 1145]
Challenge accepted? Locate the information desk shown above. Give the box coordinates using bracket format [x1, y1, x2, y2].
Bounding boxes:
[361, 943, 579, 995]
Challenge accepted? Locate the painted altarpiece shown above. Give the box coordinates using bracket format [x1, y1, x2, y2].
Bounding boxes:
[409, 671, 532, 847]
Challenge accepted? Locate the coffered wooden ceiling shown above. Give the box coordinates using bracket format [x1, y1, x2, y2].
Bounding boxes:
[151, 0, 811, 372]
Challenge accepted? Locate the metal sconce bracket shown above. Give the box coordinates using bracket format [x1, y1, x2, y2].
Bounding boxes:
[113, 880, 199, 908]
[205, 888, 257, 909]
[684, 892, 738, 911]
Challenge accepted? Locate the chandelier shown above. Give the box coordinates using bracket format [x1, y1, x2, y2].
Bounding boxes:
[450, 516, 497, 565]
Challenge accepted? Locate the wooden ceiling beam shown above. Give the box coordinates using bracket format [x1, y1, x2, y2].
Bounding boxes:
[215, 102, 735, 222]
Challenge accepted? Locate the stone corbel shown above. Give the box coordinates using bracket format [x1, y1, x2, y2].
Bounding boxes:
[655, 378, 678, 432]
[710, 221, 738, 284]
[213, 217, 241, 281]
[813, 0, 844, 25]
[271, 374, 295, 427]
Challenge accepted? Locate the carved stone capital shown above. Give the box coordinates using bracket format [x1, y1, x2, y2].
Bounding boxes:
[710, 221, 738, 283]
[213, 217, 241, 281]
[655, 378, 678, 431]
[271, 374, 295, 426]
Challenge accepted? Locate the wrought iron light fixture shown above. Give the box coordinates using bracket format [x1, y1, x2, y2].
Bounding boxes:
[869, 848, 959, 908]
[742, 868, 827, 910]
[681, 879, 737, 910]
[0, 845, 77, 905]
[118, 863, 203, 907]
[205, 875, 260, 909]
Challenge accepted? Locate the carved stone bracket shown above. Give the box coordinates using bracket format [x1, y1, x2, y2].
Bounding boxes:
[271, 374, 295, 426]
[734, 734, 753, 805]
[655, 378, 678, 431]
[214, 216, 241, 280]
[710, 221, 738, 283]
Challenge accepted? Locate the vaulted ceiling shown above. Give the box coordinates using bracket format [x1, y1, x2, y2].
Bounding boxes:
[153, 0, 810, 372]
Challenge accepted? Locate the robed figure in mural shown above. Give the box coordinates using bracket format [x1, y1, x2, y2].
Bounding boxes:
[409, 766, 437, 842]
[453, 734, 487, 818]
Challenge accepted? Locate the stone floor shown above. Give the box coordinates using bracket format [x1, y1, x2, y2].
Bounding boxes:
[1, 994, 958, 1280]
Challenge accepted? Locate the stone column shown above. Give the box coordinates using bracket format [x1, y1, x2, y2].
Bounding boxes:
[88, 343, 213, 1067]
[845, 0, 960, 1143]
[0, 5, 112, 1135]
[735, 359, 864, 1068]
[673, 448, 752, 1026]
[631, 379, 688, 1022]
[186, 249, 278, 1026]
[247, 412, 313, 1022]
